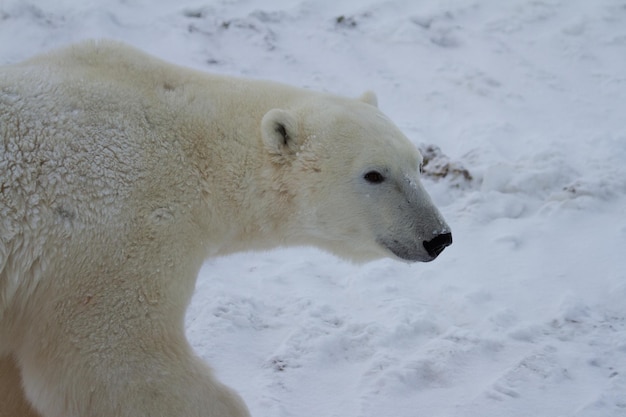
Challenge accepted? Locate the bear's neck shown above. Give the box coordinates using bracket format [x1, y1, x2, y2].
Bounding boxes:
[182, 97, 298, 257]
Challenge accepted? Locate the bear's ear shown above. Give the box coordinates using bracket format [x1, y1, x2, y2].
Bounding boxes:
[261, 108, 299, 155]
[359, 91, 378, 107]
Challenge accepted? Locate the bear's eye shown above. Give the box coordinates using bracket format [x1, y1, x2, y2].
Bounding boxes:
[363, 170, 385, 184]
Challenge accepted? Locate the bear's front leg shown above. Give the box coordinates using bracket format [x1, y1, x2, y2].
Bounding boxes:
[14, 264, 251, 417]
[0, 355, 41, 417]
[17, 324, 250, 417]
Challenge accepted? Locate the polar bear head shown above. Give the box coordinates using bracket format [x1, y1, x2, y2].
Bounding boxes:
[260, 92, 451, 263]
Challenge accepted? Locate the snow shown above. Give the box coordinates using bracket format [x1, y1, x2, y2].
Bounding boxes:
[2, 0, 626, 416]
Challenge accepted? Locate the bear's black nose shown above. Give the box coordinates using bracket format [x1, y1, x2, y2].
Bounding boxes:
[423, 232, 453, 258]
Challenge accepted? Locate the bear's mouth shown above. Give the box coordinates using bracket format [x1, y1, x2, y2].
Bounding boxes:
[377, 238, 434, 263]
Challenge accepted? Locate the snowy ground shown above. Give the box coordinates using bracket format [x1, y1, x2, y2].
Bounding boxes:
[2, 0, 626, 416]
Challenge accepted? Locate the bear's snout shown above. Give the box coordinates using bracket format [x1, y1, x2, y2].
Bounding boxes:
[423, 232, 453, 259]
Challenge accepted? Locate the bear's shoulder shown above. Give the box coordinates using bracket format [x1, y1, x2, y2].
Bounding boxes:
[10, 41, 193, 97]
[24, 40, 158, 70]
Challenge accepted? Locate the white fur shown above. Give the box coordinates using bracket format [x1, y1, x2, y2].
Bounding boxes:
[0, 41, 450, 417]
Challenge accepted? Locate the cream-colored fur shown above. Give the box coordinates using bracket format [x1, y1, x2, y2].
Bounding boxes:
[0, 356, 39, 417]
[0, 41, 450, 417]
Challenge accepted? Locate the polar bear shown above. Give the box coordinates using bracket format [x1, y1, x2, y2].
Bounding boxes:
[0, 41, 451, 417]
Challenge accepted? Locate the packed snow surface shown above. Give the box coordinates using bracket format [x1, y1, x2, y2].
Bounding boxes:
[2, 0, 625, 416]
